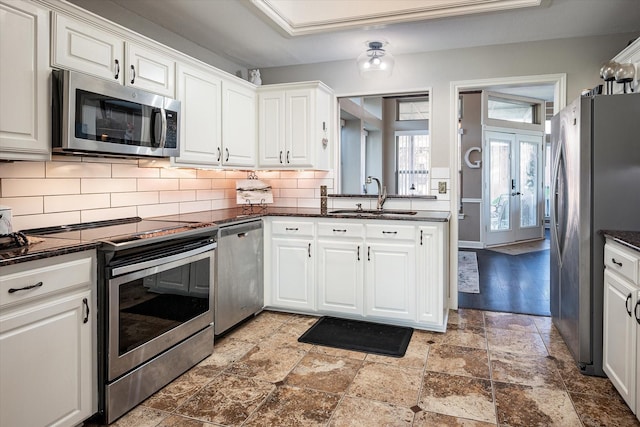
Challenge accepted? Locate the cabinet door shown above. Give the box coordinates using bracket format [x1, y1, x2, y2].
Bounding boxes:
[222, 80, 256, 167]
[126, 43, 176, 97]
[317, 239, 363, 315]
[271, 237, 314, 311]
[0, 290, 93, 427]
[172, 63, 222, 166]
[603, 270, 637, 410]
[53, 13, 123, 83]
[0, 0, 50, 161]
[286, 88, 313, 167]
[417, 225, 445, 326]
[365, 241, 416, 320]
[258, 90, 285, 167]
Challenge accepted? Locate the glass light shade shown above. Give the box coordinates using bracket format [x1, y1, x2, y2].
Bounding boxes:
[357, 41, 394, 78]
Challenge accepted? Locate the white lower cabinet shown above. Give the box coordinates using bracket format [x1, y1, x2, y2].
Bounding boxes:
[0, 250, 96, 427]
[265, 217, 449, 331]
[603, 239, 639, 419]
[317, 222, 364, 315]
[365, 237, 416, 321]
[268, 220, 315, 311]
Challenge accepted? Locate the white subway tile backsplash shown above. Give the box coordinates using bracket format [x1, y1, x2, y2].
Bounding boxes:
[280, 188, 315, 199]
[269, 179, 297, 189]
[272, 198, 297, 208]
[81, 206, 138, 223]
[0, 197, 43, 215]
[137, 178, 180, 192]
[431, 167, 450, 179]
[196, 189, 226, 200]
[180, 200, 212, 214]
[297, 198, 320, 208]
[81, 178, 137, 194]
[111, 192, 159, 207]
[196, 169, 226, 179]
[0, 162, 45, 178]
[161, 168, 197, 179]
[46, 161, 111, 178]
[211, 199, 235, 210]
[112, 163, 160, 178]
[137, 203, 180, 218]
[2, 178, 80, 197]
[45, 194, 110, 213]
[12, 211, 81, 231]
[159, 190, 196, 203]
[180, 179, 212, 190]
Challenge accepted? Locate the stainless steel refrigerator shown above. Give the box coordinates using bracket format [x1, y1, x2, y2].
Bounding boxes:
[550, 92, 640, 377]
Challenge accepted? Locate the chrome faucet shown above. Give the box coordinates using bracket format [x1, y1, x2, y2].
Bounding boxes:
[366, 176, 387, 210]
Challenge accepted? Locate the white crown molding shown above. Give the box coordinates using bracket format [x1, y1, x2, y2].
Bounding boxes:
[250, 0, 544, 36]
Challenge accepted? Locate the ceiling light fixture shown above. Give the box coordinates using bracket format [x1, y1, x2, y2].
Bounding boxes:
[357, 41, 395, 78]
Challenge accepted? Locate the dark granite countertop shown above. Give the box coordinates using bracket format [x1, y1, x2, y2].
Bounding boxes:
[2, 207, 450, 266]
[0, 237, 99, 268]
[328, 194, 438, 200]
[151, 207, 451, 226]
[601, 230, 640, 253]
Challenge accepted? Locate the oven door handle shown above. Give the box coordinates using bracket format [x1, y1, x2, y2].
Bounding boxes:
[111, 242, 216, 277]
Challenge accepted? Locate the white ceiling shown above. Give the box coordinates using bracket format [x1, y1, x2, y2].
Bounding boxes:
[103, 0, 640, 69]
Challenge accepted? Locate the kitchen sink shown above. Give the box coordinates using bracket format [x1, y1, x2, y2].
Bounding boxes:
[329, 209, 418, 216]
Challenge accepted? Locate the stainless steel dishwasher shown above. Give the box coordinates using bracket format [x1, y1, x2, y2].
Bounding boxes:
[215, 219, 264, 335]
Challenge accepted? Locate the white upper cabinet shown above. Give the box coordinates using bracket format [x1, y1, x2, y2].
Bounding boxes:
[172, 62, 222, 167]
[52, 13, 176, 97]
[0, 0, 51, 161]
[222, 79, 256, 167]
[258, 82, 332, 170]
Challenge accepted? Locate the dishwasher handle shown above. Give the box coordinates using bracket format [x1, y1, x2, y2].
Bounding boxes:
[219, 220, 263, 238]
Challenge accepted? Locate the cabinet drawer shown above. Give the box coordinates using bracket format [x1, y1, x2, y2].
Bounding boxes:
[366, 223, 416, 240]
[605, 243, 639, 284]
[0, 252, 94, 309]
[271, 220, 314, 237]
[317, 222, 364, 238]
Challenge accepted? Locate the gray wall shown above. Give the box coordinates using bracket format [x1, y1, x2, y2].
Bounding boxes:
[260, 33, 638, 168]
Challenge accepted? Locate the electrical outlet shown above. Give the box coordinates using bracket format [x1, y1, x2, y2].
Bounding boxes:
[438, 182, 447, 194]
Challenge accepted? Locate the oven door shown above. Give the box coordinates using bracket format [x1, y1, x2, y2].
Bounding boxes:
[107, 242, 215, 381]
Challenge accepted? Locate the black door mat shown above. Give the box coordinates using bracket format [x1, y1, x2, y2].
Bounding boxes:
[298, 316, 413, 357]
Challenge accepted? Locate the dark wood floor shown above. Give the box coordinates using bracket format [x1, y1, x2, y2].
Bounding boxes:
[458, 240, 550, 317]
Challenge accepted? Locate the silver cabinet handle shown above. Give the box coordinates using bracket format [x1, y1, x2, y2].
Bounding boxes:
[382, 231, 398, 235]
[357, 246, 360, 261]
[626, 293, 633, 317]
[420, 230, 423, 245]
[279, 151, 283, 164]
[367, 246, 370, 261]
[225, 148, 230, 162]
[333, 229, 347, 233]
[635, 299, 640, 325]
[114, 59, 120, 80]
[8, 281, 43, 294]
[308, 243, 311, 258]
[286, 151, 290, 163]
[217, 147, 221, 161]
[285, 227, 299, 231]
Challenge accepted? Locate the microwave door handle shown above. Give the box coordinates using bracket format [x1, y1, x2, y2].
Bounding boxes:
[159, 107, 167, 149]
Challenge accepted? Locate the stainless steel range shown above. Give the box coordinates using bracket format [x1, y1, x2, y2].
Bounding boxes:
[25, 217, 218, 424]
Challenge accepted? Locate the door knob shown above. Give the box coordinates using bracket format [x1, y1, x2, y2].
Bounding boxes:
[511, 192, 521, 196]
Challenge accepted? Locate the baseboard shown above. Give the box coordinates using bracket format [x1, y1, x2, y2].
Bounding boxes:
[458, 241, 484, 249]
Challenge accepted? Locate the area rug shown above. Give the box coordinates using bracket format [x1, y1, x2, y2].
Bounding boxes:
[298, 316, 413, 357]
[458, 251, 480, 293]
[488, 239, 549, 255]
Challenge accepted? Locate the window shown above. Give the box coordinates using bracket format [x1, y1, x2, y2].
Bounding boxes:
[397, 98, 429, 120]
[396, 131, 430, 195]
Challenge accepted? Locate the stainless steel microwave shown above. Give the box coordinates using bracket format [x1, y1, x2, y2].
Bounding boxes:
[53, 69, 180, 158]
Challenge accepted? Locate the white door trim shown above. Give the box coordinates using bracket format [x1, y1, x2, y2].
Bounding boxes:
[448, 73, 566, 310]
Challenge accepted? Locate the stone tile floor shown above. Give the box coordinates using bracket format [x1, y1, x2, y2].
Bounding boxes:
[90, 309, 639, 426]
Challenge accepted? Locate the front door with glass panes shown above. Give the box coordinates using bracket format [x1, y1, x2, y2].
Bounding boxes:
[483, 130, 544, 246]
[481, 91, 545, 247]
